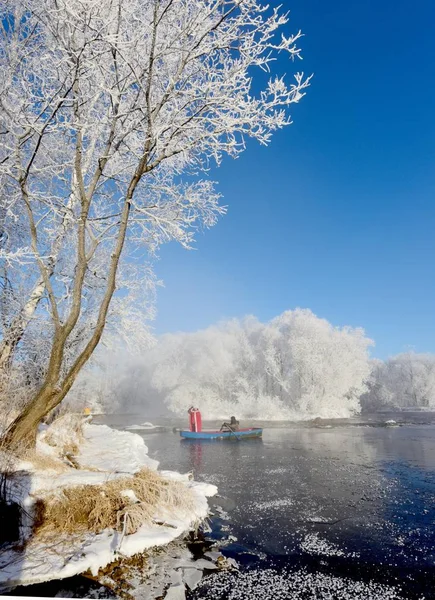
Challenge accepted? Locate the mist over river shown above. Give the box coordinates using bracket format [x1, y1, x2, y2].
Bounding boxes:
[98, 412, 435, 599]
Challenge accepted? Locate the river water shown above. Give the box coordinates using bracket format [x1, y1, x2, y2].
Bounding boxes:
[107, 413, 435, 599]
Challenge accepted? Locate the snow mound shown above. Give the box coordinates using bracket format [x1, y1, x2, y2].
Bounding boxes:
[0, 424, 216, 592]
[0, 502, 211, 589]
[21, 423, 160, 497]
[78, 423, 159, 472]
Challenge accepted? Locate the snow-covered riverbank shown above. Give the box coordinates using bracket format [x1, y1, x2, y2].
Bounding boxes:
[0, 421, 217, 592]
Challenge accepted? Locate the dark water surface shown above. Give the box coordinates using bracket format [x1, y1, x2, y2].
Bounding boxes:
[131, 420, 435, 599]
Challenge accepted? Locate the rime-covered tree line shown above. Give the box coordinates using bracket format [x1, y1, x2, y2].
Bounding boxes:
[150, 309, 373, 419]
[0, 0, 310, 446]
[86, 309, 373, 419]
[361, 353, 435, 412]
[83, 310, 435, 420]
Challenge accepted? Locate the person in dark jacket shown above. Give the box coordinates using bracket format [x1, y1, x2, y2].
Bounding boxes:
[220, 416, 240, 431]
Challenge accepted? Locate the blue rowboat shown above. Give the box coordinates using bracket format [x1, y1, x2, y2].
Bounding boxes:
[180, 427, 262, 440]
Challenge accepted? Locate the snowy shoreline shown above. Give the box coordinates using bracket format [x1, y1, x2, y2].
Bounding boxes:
[0, 422, 217, 592]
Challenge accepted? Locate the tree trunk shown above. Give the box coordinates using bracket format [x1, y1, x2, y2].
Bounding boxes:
[2, 329, 67, 450]
[0, 277, 46, 371]
[4, 298, 111, 451]
[3, 193, 134, 450]
[2, 384, 59, 450]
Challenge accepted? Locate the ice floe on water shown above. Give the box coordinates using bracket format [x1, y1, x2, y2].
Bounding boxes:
[265, 467, 289, 475]
[304, 515, 331, 523]
[214, 505, 231, 520]
[125, 422, 160, 431]
[300, 532, 359, 558]
[191, 568, 410, 599]
[249, 498, 294, 511]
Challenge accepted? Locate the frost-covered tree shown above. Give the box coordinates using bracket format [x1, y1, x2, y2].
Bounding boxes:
[359, 359, 392, 412]
[0, 0, 310, 446]
[264, 310, 373, 417]
[136, 309, 373, 419]
[361, 353, 435, 411]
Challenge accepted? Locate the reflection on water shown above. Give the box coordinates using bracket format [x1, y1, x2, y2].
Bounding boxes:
[188, 440, 204, 471]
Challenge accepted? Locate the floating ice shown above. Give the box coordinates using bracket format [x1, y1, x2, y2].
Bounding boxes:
[193, 568, 405, 599]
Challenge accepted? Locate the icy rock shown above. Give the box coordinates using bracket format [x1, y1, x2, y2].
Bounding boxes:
[165, 583, 186, 600]
[173, 558, 218, 571]
[170, 569, 183, 585]
[192, 559, 219, 570]
[225, 557, 239, 570]
[172, 558, 199, 570]
[204, 551, 222, 561]
[216, 555, 239, 570]
[182, 567, 203, 591]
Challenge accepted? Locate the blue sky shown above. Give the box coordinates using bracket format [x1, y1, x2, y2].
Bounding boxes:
[153, 0, 435, 359]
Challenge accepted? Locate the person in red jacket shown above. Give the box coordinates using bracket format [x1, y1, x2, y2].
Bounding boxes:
[188, 406, 202, 432]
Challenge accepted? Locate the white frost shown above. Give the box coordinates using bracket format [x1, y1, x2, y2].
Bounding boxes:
[195, 569, 405, 599]
[301, 533, 358, 559]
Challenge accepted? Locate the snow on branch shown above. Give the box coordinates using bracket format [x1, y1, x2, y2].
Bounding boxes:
[0, 0, 311, 430]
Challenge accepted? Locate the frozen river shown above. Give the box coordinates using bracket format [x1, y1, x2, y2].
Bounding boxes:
[131, 418, 435, 599]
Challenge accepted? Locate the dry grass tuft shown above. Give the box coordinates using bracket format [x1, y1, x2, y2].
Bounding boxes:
[36, 468, 195, 537]
[22, 449, 67, 472]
